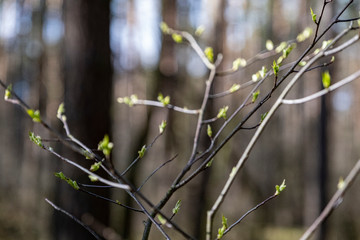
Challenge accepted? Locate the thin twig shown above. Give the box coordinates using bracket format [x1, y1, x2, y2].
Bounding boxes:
[45, 198, 104, 240]
[300, 159, 360, 240]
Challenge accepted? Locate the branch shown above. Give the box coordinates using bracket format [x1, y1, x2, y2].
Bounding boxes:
[300, 159, 360, 240]
[45, 198, 104, 240]
[283, 69, 360, 105]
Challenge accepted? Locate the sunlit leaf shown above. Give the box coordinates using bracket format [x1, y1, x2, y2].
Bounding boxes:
[204, 47, 214, 63]
[266, 40, 274, 51]
[98, 134, 114, 157]
[252, 90, 260, 103]
[310, 7, 317, 23]
[217, 106, 229, 120]
[275, 179, 286, 195]
[55, 172, 80, 190]
[195, 25, 205, 36]
[172, 200, 181, 215]
[172, 33, 183, 43]
[138, 145, 146, 158]
[159, 120, 167, 134]
[207, 124, 212, 138]
[322, 71, 331, 89]
[90, 161, 102, 172]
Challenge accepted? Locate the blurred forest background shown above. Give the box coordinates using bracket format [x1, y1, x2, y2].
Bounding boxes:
[0, 0, 359, 239]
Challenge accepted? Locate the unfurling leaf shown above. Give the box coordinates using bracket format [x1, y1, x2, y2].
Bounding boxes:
[275, 179, 286, 195]
[157, 93, 170, 106]
[275, 42, 287, 53]
[260, 66, 267, 78]
[88, 175, 99, 182]
[272, 60, 279, 76]
[4, 84, 12, 100]
[159, 120, 167, 134]
[321, 39, 332, 49]
[157, 214, 167, 225]
[138, 145, 146, 158]
[282, 43, 296, 59]
[117, 94, 138, 107]
[57, 102, 66, 120]
[322, 71, 331, 89]
[296, 27, 313, 42]
[260, 112, 268, 123]
[266, 40, 274, 51]
[298, 61, 307, 67]
[172, 200, 181, 215]
[337, 177, 345, 189]
[217, 215, 228, 239]
[206, 158, 214, 168]
[29, 131, 43, 147]
[207, 124, 212, 138]
[160, 22, 170, 34]
[98, 134, 114, 157]
[172, 33, 183, 43]
[27, 109, 41, 122]
[90, 161, 102, 172]
[232, 58, 247, 70]
[310, 7, 317, 23]
[217, 106, 229, 120]
[195, 25, 205, 36]
[229, 84, 241, 93]
[252, 90, 260, 103]
[55, 172, 80, 190]
[204, 47, 214, 63]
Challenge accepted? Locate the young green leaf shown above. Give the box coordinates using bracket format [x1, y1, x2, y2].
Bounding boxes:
[29, 131, 43, 147]
[310, 7, 317, 23]
[229, 84, 241, 93]
[217, 215, 228, 239]
[206, 158, 214, 168]
[266, 40, 274, 51]
[57, 102, 66, 120]
[27, 109, 41, 123]
[275, 179, 286, 195]
[172, 33, 183, 43]
[98, 134, 114, 157]
[217, 106, 229, 120]
[272, 60, 279, 76]
[159, 120, 167, 134]
[282, 43, 296, 59]
[232, 58, 247, 70]
[322, 71, 331, 89]
[260, 112, 268, 123]
[275, 41, 287, 53]
[88, 175, 99, 182]
[207, 124, 212, 138]
[157, 214, 167, 225]
[337, 177, 345, 189]
[298, 61, 307, 67]
[296, 27, 313, 42]
[252, 90, 260, 103]
[204, 47, 214, 63]
[4, 84, 12, 100]
[55, 172, 80, 190]
[157, 93, 170, 106]
[117, 94, 138, 107]
[138, 145, 146, 158]
[160, 22, 170, 34]
[172, 200, 181, 215]
[195, 25, 205, 36]
[90, 161, 102, 172]
[260, 66, 267, 78]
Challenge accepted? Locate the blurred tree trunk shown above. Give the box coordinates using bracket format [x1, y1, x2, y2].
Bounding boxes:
[55, 0, 113, 239]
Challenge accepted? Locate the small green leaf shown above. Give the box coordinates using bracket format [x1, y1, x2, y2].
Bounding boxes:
[29, 131, 43, 147]
[322, 71, 331, 89]
[252, 72, 260, 82]
[321, 39, 332, 49]
[229, 167, 236, 178]
[160, 22, 170, 34]
[90, 161, 102, 172]
[157, 214, 167, 225]
[4, 84, 12, 100]
[297, 27, 313, 42]
[277, 56, 284, 65]
[229, 84, 241, 93]
[298, 61, 307, 67]
[57, 102, 66, 120]
[204, 47, 214, 63]
[310, 7, 317, 23]
[27, 109, 41, 122]
[272, 60, 279, 76]
[217, 106, 229, 120]
[266, 40, 274, 51]
[330, 56, 335, 63]
[252, 90, 260, 103]
[159, 120, 167, 134]
[172, 200, 181, 215]
[172, 33, 183, 43]
[275, 179, 286, 195]
[195, 25, 205, 36]
[88, 175, 99, 182]
[206, 158, 214, 168]
[337, 177, 345, 189]
[275, 42, 287, 53]
[260, 112, 268, 123]
[207, 124, 212, 138]
[117, 94, 138, 107]
[282, 43, 296, 59]
[157, 93, 170, 106]
[55, 172, 80, 190]
[217, 215, 228, 239]
[232, 58, 247, 71]
[138, 145, 146, 158]
[98, 134, 114, 157]
[260, 66, 267, 78]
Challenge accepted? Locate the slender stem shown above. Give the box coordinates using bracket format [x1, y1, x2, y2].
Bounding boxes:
[300, 159, 360, 240]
